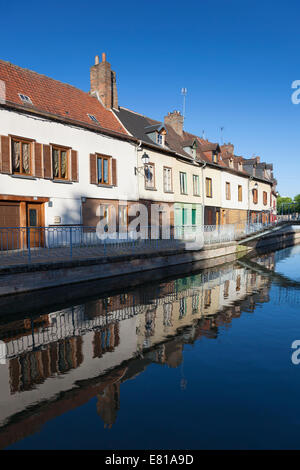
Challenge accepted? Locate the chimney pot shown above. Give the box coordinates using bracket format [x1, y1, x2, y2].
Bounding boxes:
[102, 52, 106, 62]
[95, 55, 99, 65]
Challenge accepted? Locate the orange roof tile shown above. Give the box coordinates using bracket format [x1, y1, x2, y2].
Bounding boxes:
[0, 60, 127, 135]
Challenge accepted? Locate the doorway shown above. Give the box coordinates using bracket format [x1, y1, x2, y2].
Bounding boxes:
[27, 204, 44, 248]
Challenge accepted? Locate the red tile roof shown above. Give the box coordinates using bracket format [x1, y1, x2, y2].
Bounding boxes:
[0, 60, 127, 135]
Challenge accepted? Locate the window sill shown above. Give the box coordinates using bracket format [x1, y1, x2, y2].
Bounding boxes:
[97, 184, 114, 188]
[52, 179, 73, 184]
[145, 187, 157, 191]
[164, 190, 174, 194]
[11, 174, 36, 180]
[193, 194, 201, 197]
[180, 192, 188, 195]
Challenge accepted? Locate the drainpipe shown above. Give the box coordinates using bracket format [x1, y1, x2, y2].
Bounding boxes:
[201, 162, 207, 226]
[135, 139, 143, 199]
[248, 176, 253, 227]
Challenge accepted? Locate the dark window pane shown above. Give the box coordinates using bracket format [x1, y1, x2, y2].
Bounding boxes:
[103, 159, 108, 183]
[29, 209, 37, 227]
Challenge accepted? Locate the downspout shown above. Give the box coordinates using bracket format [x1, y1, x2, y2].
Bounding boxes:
[201, 162, 207, 226]
[248, 176, 254, 226]
[135, 140, 143, 200]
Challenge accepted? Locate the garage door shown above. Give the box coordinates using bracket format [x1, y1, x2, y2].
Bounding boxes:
[0, 202, 20, 250]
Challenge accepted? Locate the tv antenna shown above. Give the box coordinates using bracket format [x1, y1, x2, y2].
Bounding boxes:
[181, 87, 187, 125]
[220, 127, 224, 144]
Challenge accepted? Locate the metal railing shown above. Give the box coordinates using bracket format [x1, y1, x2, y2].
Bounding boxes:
[0, 221, 281, 265]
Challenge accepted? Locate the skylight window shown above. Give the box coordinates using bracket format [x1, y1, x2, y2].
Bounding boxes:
[18, 94, 32, 104]
[88, 114, 98, 123]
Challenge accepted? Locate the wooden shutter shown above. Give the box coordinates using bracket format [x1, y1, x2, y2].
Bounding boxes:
[71, 150, 78, 182]
[112, 158, 117, 186]
[34, 143, 43, 178]
[1, 136, 11, 174]
[90, 153, 97, 184]
[43, 144, 52, 179]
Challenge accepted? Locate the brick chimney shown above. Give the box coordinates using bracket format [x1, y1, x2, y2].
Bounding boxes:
[90, 53, 118, 109]
[164, 111, 183, 136]
[221, 143, 234, 155]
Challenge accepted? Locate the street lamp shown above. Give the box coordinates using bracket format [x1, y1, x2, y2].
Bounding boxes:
[134, 152, 150, 175]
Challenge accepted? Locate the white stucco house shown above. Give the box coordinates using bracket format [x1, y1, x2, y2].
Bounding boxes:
[0, 56, 139, 247]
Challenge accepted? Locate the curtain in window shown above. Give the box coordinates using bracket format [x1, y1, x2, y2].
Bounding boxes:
[53, 149, 59, 177]
[12, 141, 20, 171]
[61, 151, 67, 178]
[97, 158, 102, 183]
[22, 143, 30, 174]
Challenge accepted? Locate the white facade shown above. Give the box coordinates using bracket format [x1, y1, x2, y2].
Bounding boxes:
[0, 108, 138, 226]
[248, 178, 272, 213]
[221, 170, 249, 210]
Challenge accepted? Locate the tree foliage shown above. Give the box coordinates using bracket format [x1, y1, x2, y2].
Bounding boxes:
[277, 194, 300, 214]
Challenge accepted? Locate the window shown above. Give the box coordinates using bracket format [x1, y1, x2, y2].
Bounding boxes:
[193, 175, 200, 195]
[52, 147, 69, 179]
[145, 163, 155, 189]
[206, 177, 212, 198]
[157, 133, 163, 145]
[263, 191, 267, 205]
[253, 188, 258, 204]
[224, 280, 230, 298]
[97, 155, 111, 184]
[212, 152, 218, 163]
[236, 275, 241, 291]
[179, 298, 187, 319]
[11, 138, 32, 175]
[18, 94, 32, 104]
[238, 185, 243, 202]
[163, 167, 173, 192]
[192, 208, 196, 225]
[180, 172, 187, 194]
[192, 294, 199, 314]
[182, 208, 188, 225]
[204, 289, 211, 307]
[88, 114, 98, 123]
[226, 182, 231, 200]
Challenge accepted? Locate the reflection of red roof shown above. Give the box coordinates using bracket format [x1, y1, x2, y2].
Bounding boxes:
[0, 60, 127, 135]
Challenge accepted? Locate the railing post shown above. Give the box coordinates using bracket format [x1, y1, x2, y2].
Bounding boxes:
[27, 227, 31, 264]
[70, 227, 73, 259]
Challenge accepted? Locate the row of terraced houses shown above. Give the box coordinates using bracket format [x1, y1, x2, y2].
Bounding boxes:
[0, 53, 277, 238]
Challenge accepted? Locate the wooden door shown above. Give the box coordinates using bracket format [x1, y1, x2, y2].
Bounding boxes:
[0, 202, 20, 250]
[27, 204, 44, 248]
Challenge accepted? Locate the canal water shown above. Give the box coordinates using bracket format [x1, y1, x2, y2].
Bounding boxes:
[0, 245, 300, 450]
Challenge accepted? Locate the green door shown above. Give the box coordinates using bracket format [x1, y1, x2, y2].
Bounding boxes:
[192, 208, 196, 225]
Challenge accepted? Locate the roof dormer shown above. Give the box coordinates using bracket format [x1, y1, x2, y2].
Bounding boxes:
[145, 124, 167, 146]
[212, 151, 218, 163]
[183, 139, 197, 159]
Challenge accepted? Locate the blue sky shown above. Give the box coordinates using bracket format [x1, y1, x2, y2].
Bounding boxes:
[0, 0, 299, 196]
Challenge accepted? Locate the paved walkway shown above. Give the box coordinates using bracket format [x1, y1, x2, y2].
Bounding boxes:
[0, 239, 184, 269]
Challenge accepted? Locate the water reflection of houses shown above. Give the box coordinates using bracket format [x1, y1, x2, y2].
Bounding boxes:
[0, 254, 275, 448]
